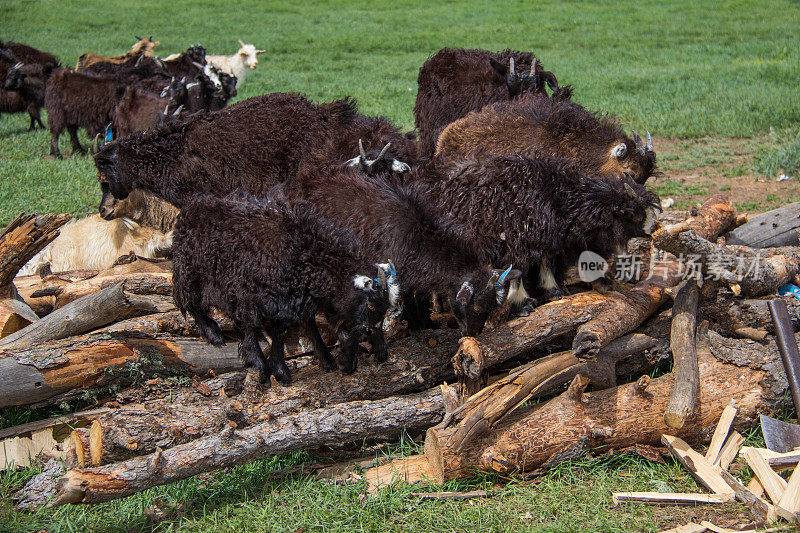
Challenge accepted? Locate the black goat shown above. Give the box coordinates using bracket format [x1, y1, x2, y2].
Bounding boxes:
[172, 195, 398, 383]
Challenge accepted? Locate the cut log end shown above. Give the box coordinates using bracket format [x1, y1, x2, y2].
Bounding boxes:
[454, 337, 484, 380]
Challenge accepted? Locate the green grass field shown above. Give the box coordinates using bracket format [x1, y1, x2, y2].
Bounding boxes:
[2, 0, 800, 531]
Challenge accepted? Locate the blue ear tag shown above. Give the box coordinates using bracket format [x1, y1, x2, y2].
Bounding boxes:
[105, 124, 113, 142]
[373, 277, 380, 288]
[389, 263, 397, 277]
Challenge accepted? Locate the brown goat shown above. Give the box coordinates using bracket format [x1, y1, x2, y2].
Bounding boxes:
[99, 188, 180, 233]
[414, 47, 566, 158]
[76, 37, 159, 70]
[435, 93, 657, 184]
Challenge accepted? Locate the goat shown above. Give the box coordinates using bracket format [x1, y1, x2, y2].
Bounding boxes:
[113, 83, 184, 139]
[410, 154, 660, 305]
[84, 55, 171, 88]
[4, 61, 54, 130]
[93, 93, 417, 208]
[76, 36, 159, 70]
[0, 40, 59, 67]
[162, 44, 207, 77]
[288, 158, 520, 337]
[17, 214, 172, 276]
[414, 47, 566, 158]
[172, 194, 398, 383]
[99, 188, 180, 233]
[45, 69, 126, 158]
[206, 40, 264, 88]
[435, 93, 657, 184]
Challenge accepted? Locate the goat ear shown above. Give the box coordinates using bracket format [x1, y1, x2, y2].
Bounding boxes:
[489, 58, 507, 76]
[456, 281, 474, 305]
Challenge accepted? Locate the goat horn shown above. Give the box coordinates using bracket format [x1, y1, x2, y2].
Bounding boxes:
[509, 56, 516, 76]
[498, 264, 514, 283]
[530, 58, 538, 76]
[376, 142, 392, 161]
[387, 260, 397, 277]
[91, 133, 104, 155]
[645, 130, 653, 152]
[192, 61, 204, 69]
[135, 35, 143, 40]
[238, 39, 246, 47]
[149, 35, 153, 41]
[624, 182, 638, 198]
[358, 139, 367, 160]
[631, 130, 644, 154]
[172, 104, 183, 116]
[11, 61, 22, 70]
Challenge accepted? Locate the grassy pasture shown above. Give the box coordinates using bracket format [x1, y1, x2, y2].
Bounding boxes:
[2, 0, 800, 531]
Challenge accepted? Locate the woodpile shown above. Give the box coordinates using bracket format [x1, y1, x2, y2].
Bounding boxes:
[5, 194, 800, 523]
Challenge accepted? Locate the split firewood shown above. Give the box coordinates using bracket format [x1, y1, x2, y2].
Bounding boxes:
[720, 469, 776, 523]
[20, 389, 446, 508]
[705, 399, 737, 464]
[0, 282, 175, 350]
[425, 330, 790, 483]
[364, 455, 435, 494]
[715, 431, 744, 471]
[776, 463, 800, 522]
[664, 280, 701, 429]
[742, 447, 787, 504]
[611, 492, 733, 505]
[661, 435, 734, 496]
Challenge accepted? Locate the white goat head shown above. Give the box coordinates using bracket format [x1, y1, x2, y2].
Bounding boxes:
[237, 39, 265, 70]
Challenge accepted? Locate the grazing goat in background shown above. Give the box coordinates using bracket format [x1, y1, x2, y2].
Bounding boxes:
[99, 188, 180, 233]
[1, 41, 58, 128]
[162, 44, 207, 77]
[18, 214, 172, 276]
[414, 47, 567, 158]
[207, 40, 264, 88]
[0, 40, 59, 67]
[172, 195, 398, 383]
[4, 62, 54, 130]
[93, 93, 417, 208]
[76, 36, 159, 69]
[411, 154, 660, 305]
[435, 93, 657, 184]
[45, 69, 125, 157]
[289, 157, 520, 337]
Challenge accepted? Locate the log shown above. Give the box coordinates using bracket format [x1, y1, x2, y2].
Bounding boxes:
[664, 280, 701, 429]
[727, 202, 800, 248]
[79, 329, 463, 465]
[0, 282, 175, 350]
[24, 388, 446, 507]
[424, 330, 790, 483]
[0, 297, 39, 337]
[0, 213, 71, 288]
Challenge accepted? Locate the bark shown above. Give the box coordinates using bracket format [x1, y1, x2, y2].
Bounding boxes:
[727, 202, 800, 248]
[0, 213, 72, 288]
[25, 389, 445, 508]
[0, 282, 175, 350]
[424, 329, 790, 483]
[70, 329, 462, 465]
[664, 280, 701, 429]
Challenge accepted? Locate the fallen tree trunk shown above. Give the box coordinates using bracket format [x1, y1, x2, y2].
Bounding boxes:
[664, 280, 701, 429]
[424, 329, 789, 483]
[0, 282, 175, 350]
[727, 202, 800, 248]
[22, 388, 446, 508]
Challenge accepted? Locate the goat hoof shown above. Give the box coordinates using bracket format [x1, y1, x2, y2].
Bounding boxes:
[340, 360, 357, 375]
[258, 368, 272, 385]
[207, 332, 226, 347]
[513, 297, 539, 317]
[272, 365, 292, 385]
[544, 288, 564, 301]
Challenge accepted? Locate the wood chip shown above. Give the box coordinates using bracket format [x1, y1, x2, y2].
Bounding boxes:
[612, 492, 733, 505]
[706, 400, 736, 464]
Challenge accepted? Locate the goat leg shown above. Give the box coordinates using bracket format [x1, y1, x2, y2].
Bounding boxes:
[337, 327, 361, 375]
[265, 323, 292, 385]
[67, 126, 86, 156]
[369, 325, 389, 363]
[305, 318, 336, 371]
[49, 129, 62, 158]
[238, 326, 270, 384]
[187, 305, 225, 346]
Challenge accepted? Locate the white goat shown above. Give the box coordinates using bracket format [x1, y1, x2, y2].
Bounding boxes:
[18, 215, 173, 276]
[206, 40, 264, 87]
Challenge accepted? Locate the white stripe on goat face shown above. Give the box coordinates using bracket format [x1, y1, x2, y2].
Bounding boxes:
[376, 263, 401, 307]
[352, 275, 374, 292]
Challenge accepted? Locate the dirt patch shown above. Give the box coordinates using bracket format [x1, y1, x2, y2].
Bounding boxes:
[651, 136, 800, 215]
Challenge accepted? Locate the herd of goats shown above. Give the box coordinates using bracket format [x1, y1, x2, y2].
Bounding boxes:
[0, 37, 663, 385]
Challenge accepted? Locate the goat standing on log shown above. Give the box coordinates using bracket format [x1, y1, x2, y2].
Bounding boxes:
[93, 93, 416, 208]
[435, 93, 657, 184]
[289, 148, 520, 336]
[414, 47, 566, 158]
[172, 195, 399, 383]
[411, 154, 660, 308]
